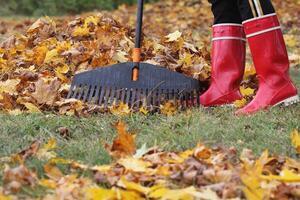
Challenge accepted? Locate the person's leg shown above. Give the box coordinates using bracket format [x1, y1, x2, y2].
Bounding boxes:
[211, 0, 242, 24]
[200, 0, 246, 106]
[236, 0, 299, 115]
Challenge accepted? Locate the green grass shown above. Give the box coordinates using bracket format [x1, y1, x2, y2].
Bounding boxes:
[0, 69, 300, 167]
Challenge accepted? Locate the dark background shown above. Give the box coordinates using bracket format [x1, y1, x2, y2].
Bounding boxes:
[0, 0, 155, 16]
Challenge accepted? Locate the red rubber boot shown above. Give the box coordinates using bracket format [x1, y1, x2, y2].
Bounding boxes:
[236, 14, 299, 115]
[200, 24, 246, 107]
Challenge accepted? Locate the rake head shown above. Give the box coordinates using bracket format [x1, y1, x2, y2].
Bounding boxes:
[68, 62, 203, 111]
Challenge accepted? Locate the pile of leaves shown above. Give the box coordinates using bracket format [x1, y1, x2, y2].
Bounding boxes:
[1, 122, 300, 199]
[0, 0, 300, 115]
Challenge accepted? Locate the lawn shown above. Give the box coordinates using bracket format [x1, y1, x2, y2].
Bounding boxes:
[1, 69, 299, 168]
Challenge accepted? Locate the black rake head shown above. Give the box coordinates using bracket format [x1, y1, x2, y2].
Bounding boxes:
[67, 62, 203, 111]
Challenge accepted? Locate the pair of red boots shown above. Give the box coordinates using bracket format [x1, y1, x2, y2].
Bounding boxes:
[200, 14, 299, 115]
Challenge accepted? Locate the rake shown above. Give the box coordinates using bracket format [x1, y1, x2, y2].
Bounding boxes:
[67, 0, 203, 111]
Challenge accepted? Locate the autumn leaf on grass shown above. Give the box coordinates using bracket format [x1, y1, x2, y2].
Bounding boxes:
[160, 101, 177, 116]
[14, 140, 41, 163]
[23, 102, 42, 113]
[234, 98, 247, 108]
[44, 163, 63, 181]
[110, 103, 131, 116]
[36, 138, 57, 161]
[57, 98, 84, 116]
[106, 121, 136, 159]
[291, 130, 300, 154]
[166, 30, 182, 42]
[3, 165, 37, 193]
[32, 78, 61, 105]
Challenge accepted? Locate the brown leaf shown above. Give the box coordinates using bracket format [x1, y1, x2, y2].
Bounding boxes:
[31, 78, 61, 105]
[106, 121, 136, 159]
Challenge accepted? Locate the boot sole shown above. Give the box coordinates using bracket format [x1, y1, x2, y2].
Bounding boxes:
[274, 95, 300, 107]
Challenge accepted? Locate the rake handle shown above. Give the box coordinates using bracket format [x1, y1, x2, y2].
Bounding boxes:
[132, 0, 144, 81]
[135, 0, 144, 49]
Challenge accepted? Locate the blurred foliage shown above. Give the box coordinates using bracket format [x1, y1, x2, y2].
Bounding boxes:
[0, 0, 154, 16]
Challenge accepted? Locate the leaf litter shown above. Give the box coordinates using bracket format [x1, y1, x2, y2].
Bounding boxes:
[1, 123, 300, 199]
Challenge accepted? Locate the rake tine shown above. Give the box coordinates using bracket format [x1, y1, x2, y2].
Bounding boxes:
[131, 88, 137, 109]
[157, 89, 162, 109]
[146, 89, 152, 108]
[179, 92, 184, 110]
[161, 89, 165, 105]
[77, 85, 86, 100]
[152, 89, 157, 110]
[67, 84, 75, 99]
[115, 89, 121, 105]
[87, 85, 96, 102]
[125, 89, 131, 105]
[120, 89, 126, 103]
[136, 88, 142, 108]
[104, 87, 111, 108]
[186, 93, 189, 109]
[141, 89, 147, 108]
[71, 85, 80, 99]
[92, 85, 101, 103]
[174, 90, 179, 108]
[82, 85, 91, 102]
[109, 87, 116, 106]
[98, 86, 106, 105]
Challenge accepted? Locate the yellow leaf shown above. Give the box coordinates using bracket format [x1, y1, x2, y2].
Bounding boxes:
[23, 103, 42, 113]
[55, 65, 70, 82]
[284, 34, 297, 48]
[149, 186, 207, 200]
[178, 52, 193, 67]
[0, 193, 12, 200]
[0, 79, 20, 95]
[234, 98, 247, 108]
[84, 16, 100, 26]
[37, 139, 57, 160]
[244, 64, 256, 78]
[110, 103, 131, 116]
[118, 157, 151, 172]
[118, 177, 150, 194]
[85, 187, 116, 200]
[118, 189, 144, 200]
[39, 179, 57, 189]
[44, 163, 63, 181]
[166, 30, 182, 42]
[44, 49, 58, 64]
[240, 87, 255, 97]
[261, 168, 300, 183]
[139, 107, 149, 115]
[160, 101, 177, 116]
[291, 130, 300, 154]
[8, 109, 23, 116]
[73, 26, 90, 37]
